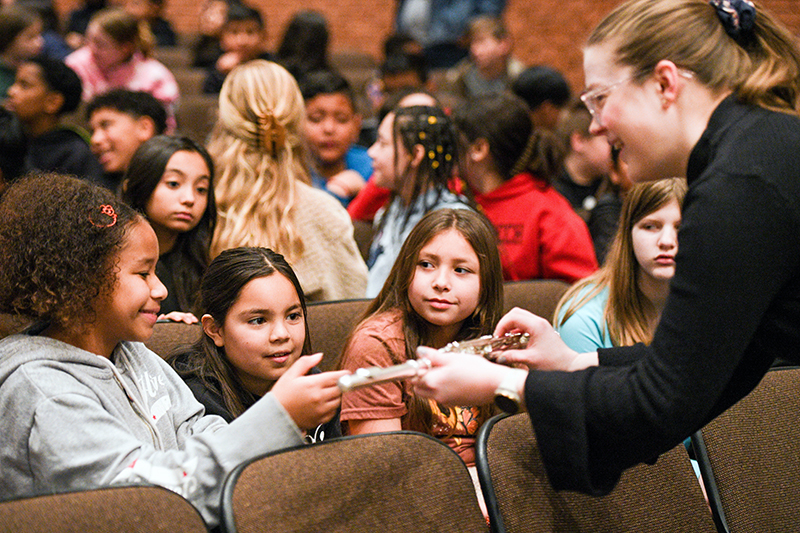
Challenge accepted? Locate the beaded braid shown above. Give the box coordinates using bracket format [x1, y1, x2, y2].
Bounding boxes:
[391, 105, 458, 230]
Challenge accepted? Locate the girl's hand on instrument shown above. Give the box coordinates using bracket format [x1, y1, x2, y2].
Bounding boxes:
[271, 353, 349, 430]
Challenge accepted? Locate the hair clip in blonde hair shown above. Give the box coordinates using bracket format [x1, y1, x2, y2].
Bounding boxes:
[89, 205, 118, 228]
[257, 111, 286, 157]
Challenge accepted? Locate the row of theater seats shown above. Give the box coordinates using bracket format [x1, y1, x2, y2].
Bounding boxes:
[1, 366, 798, 532]
[1, 280, 798, 532]
[142, 278, 572, 372]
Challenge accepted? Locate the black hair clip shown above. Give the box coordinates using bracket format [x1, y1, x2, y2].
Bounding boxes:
[710, 0, 756, 40]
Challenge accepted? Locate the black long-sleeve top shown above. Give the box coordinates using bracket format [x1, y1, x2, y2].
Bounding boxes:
[524, 96, 800, 495]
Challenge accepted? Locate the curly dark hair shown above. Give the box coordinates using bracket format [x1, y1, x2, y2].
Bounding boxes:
[0, 173, 141, 329]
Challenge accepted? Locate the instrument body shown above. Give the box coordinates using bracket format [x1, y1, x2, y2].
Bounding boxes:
[337, 332, 529, 392]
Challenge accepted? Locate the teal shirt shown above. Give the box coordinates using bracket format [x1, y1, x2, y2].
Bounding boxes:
[554, 284, 613, 352]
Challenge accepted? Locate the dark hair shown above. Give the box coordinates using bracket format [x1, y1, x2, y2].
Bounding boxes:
[171, 247, 311, 418]
[121, 135, 217, 312]
[389, 105, 460, 230]
[351, 208, 503, 430]
[0, 109, 28, 187]
[383, 33, 421, 57]
[275, 10, 329, 82]
[454, 93, 564, 182]
[25, 56, 83, 115]
[512, 65, 572, 110]
[223, 3, 263, 28]
[86, 89, 168, 134]
[0, 173, 141, 331]
[299, 69, 356, 110]
[380, 51, 429, 86]
[0, 5, 39, 54]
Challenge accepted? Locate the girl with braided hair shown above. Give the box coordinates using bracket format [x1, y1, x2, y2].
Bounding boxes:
[454, 92, 598, 283]
[208, 59, 367, 302]
[365, 104, 472, 297]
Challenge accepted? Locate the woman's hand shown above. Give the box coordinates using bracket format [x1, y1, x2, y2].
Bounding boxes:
[158, 311, 199, 324]
[494, 307, 595, 371]
[271, 353, 349, 431]
[413, 348, 511, 406]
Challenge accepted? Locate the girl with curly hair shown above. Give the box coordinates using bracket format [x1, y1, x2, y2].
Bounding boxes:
[0, 173, 346, 528]
[208, 59, 367, 301]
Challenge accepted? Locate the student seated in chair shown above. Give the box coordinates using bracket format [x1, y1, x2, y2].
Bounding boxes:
[4, 55, 103, 184]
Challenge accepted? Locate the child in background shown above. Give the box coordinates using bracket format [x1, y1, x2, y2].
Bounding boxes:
[65, 7, 179, 128]
[442, 15, 524, 102]
[121, 135, 216, 319]
[123, 0, 177, 47]
[191, 0, 228, 68]
[453, 93, 598, 283]
[0, 108, 27, 195]
[554, 178, 687, 352]
[0, 5, 43, 97]
[300, 70, 371, 207]
[511, 65, 572, 132]
[202, 3, 270, 95]
[209, 60, 367, 302]
[273, 10, 330, 84]
[339, 208, 503, 512]
[0, 173, 345, 529]
[365, 104, 472, 297]
[588, 145, 634, 265]
[553, 99, 613, 222]
[5, 55, 103, 184]
[65, 0, 107, 50]
[87, 88, 167, 191]
[347, 89, 439, 224]
[171, 246, 342, 443]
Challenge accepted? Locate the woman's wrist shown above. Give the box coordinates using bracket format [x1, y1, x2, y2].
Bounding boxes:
[567, 351, 600, 371]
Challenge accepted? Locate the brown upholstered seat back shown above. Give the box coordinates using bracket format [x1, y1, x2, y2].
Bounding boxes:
[221, 431, 488, 533]
[145, 320, 203, 359]
[0, 485, 208, 533]
[501, 279, 570, 323]
[477, 414, 716, 533]
[306, 298, 371, 372]
[692, 366, 800, 533]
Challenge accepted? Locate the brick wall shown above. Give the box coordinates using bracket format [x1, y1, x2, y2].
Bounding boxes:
[53, 0, 800, 93]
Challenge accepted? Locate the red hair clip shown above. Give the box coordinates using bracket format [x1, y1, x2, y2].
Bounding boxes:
[90, 204, 118, 228]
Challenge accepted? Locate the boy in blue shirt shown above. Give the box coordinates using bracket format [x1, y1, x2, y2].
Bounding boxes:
[300, 70, 372, 207]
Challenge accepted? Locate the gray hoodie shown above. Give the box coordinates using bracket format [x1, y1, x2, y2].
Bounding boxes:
[0, 332, 305, 528]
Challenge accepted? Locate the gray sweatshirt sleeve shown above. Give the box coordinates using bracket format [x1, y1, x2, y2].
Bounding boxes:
[1, 340, 306, 529]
